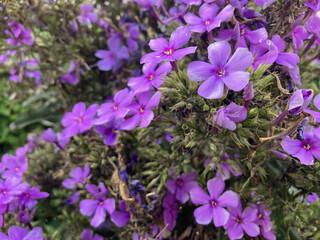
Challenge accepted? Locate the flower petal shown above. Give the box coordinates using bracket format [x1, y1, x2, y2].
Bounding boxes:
[198, 76, 224, 99]
[208, 41, 230, 68]
[194, 204, 213, 225]
[226, 47, 253, 72]
[187, 61, 214, 82]
[190, 186, 211, 204]
[212, 206, 230, 227]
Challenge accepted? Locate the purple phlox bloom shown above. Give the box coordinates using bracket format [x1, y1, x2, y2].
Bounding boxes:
[18, 210, 31, 225]
[7, 21, 24, 38]
[182, 0, 202, 5]
[94, 118, 124, 146]
[188, 41, 252, 99]
[64, 191, 80, 205]
[61, 102, 99, 138]
[214, 102, 247, 130]
[5, 25, 34, 46]
[17, 185, 49, 210]
[272, 35, 301, 84]
[0, 178, 28, 205]
[1, 147, 28, 180]
[26, 133, 39, 152]
[62, 165, 91, 189]
[204, 158, 241, 181]
[307, 192, 319, 202]
[60, 61, 79, 85]
[81, 229, 103, 240]
[120, 91, 162, 130]
[110, 200, 130, 227]
[254, 204, 275, 240]
[162, 192, 178, 231]
[305, 13, 320, 42]
[126, 24, 140, 52]
[95, 88, 134, 125]
[69, 19, 78, 33]
[233, 23, 268, 49]
[0, 226, 45, 240]
[250, 39, 278, 70]
[292, 17, 309, 53]
[140, 26, 197, 64]
[128, 62, 172, 93]
[288, 89, 313, 115]
[41, 128, 58, 143]
[204, 0, 247, 8]
[95, 35, 129, 72]
[243, 81, 254, 101]
[184, 3, 234, 33]
[78, 4, 98, 26]
[133, 0, 163, 9]
[224, 203, 260, 240]
[305, 0, 320, 11]
[190, 177, 239, 227]
[281, 126, 320, 165]
[80, 183, 115, 227]
[166, 171, 198, 204]
[254, 0, 276, 7]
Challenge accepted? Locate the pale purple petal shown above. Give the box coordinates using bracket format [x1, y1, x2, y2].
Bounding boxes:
[227, 223, 243, 240]
[281, 136, 303, 155]
[172, 47, 197, 60]
[190, 186, 211, 204]
[90, 205, 106, 227]
[212, 206, 230, 227]
[149, 38, 169, 52]
[187, 61, 214, 82]
[208, 41, 230, 67]
[218, 190, 239, 208]
[80, 199, 98, 216]
[169, 26, 191, 49]
[207, 177, 225, 199]
[198, 76, 224, 99]
[242, 222, 260, 237]
[225, 47, 253, 72]
[194, 204, 213, 225]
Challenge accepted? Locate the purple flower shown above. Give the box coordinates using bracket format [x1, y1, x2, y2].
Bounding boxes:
[18, 210, 31, 225]
[81, 229, 103, 240]
[250, 39, 278, 70]
[292, 17, 309, 53]
[61, 102, 99, 138]
[188, 41, 252, 99]
[17, 184, 49, 210]
[184, 4, 234, 33]
[133, 0, 163, 9]
[0, 226, 45, 240]
[140, 26, 197, 64]
[254, 0, 276, 7]
[80, 183, 115, 227]
[1, 147, 28, 180]
[60, 61, 79, 85]
[270, 150, 289, 160]
[234, 23, 268, 49]
[305, 0, 320, 11]
[7, 21, 24, 38]
[95, 88, 134, 125]
[128, 62, 172, 93]
[162, 192, 178, 231]
[281, 126, 320, 165]
[69, 19, 78, 33]
[95, 118, 124, 146]
[224, 203, 260, 240]
[272, 35, 301, 84]
[110, 200, 130, 227]
[95, 35, 129, 72]
[214, 102, 247, 130]
[120, 91, 161, 130]
[62, 165, 91, 189]
[126, 24, 140, 52]
[41, 128, 58, 143]
[204, 158, 242, 180]
[288, 89, 313, 115]
[305, 13, 320, 41]
[307, 192, 319, 202]
[190, 177, 239, 226]
[314, 94, 320, 110]
[5, 26, 34, 46]
[0, 178, 28, 204]
[255, 205, 275, 240]
[166, 171, 198, 204]
[78, 4, 98, 26]
[64, 191, 80, 205]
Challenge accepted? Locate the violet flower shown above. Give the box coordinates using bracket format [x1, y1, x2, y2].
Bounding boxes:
[281, 126, 320, 165]
[41, 128, 58, 143]
[95, 118, 124, 146]
[214, 102, 247, 130]
[162, 192, 178, 231]
[18, 185, 49, 210]
[166, 171, 198, 204]
[80, 183, 115, 227]
[255, 205, 275, 240]
[1, 147, 28, 180]
[60, 61, 79, 85]
[0, 178, 28, 204]
[0, 226, 45, 240]
[95, 35, 129, 72]
[307, 192, 319, 202]
[190, 177, 239, 226]
[95, 88, 134, 125]
[62, 165, 91, 189]
[140, 26, 197, 64]
[288, 89, 313, 115]
[254, 0, 275, 6]
[305, 0, 320, 11]
[272, 35, 301, 84]
[233, 23, 268, 49]
[110, 200, 130, 227]
[184, 3, 234, 33]
[188, 41, 252, 99]
[128, 62, 172, 93]
[61, 102, 99, 138]
[81, 229, 103, 240]
[250, 39, 278, 70]
[5, 26, 34, 46]
[224, 203, 260, 240]
[126, 24, 140, 52]
[292, 17, 309, 53]
[64, 191, 80, 205]
[204, 158, 242, 180]
[120, 91, 161, 130]
[78, 4, 98, 26]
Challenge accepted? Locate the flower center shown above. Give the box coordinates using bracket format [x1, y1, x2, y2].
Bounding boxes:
[210, 200, 217, 207]
[237, 217, 242, 223]
[113, 104, 118, 111]
[241, 29, 246, 35]
[25, 193, 30, 197]
[140, 107, 145, 114]
[1, 190, 7, 194]
[304, 144, 311, 150]
[77, 117, 83, 123]
[217, 69, 226, 77]
[258, 213, 263, 219]
[176, 179, 183, 187]
[15, 167, 20, 172]
[148, 74, 155, 81]
[164, 48, 173, 55]
[99, 200, 104, 205]
[205, 20, 211, 26]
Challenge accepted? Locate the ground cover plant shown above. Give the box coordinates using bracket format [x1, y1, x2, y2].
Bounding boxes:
[1, 0, 320, 239]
